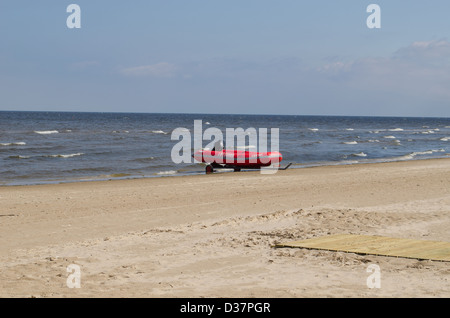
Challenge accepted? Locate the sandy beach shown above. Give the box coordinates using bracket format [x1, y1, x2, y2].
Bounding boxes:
[1, 158, 449, 298]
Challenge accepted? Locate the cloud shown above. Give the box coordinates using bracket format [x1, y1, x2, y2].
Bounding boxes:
[394, 39, 450, 64]
[109, 41, 450, 116]
[120, 62, 177, 78]
[316, 40, 450, 101]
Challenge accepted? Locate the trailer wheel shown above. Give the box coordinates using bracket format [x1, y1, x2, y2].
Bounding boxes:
[205, 165, 214, 174]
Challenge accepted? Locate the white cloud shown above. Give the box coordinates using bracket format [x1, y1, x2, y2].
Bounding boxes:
[394, 39, 450, 65]
[316, 40, 450, 102]
[120, 62, 177, 78]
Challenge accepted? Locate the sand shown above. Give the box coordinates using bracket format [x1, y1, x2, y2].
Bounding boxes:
[0, 158, 449, 298]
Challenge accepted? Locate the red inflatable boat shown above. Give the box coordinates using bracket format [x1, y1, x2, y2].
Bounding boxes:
[193, 147, 289, 174]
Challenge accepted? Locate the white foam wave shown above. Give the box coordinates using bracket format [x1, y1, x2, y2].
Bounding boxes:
[9, 155, 30, 159]
[156, 170, 177, 175]
[383, 135, 396, 139]
[352, 152, 367, 157]
[389, 128, 403, 131]
[345, 128, 354, 131]
[412, 150, 433, 156]
[410, 149, 445, 157]
[34, 130, 59, 135]
[380, 151, 444, 163]
[342, 160, 359, 164]
[1, 142, 26, 146]
[395, 154, 415, 161]
[47, 153, 84, 158]
[308, 128, 319, 132]
[384, 149, 447, 163]
[342, 141, 358, 145]
[440, 137, 449, 141]
[151, 130, 167, 134]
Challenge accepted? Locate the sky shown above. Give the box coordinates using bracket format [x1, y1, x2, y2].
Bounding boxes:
[1, 1, 450, 117]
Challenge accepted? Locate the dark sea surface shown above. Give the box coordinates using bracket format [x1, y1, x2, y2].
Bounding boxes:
[1, 111, 449, 185]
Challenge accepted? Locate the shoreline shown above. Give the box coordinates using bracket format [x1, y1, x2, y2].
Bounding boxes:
[2, 155, 450, 188]
[1, 157, 449, 297]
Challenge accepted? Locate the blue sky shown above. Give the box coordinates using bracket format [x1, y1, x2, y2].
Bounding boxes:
[1, 1, 450, 117]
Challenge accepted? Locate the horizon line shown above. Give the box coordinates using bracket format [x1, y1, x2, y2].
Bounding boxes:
[0, 109, 449, 119]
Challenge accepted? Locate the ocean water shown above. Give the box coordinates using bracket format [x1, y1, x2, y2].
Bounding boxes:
[1, 111, 449, 186]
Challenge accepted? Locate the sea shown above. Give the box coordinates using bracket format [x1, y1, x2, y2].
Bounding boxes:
[1, 111, 449, 186]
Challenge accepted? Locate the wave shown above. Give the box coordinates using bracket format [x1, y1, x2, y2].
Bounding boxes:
[308, 128, 319, 132]
[45, 153, 84, 158]
[34, 130, 59, 135]
[388, 128, 403, 131]
[387, 149, 446, 162]
[343, 148, 447, 165]
[0, 142, 26, 146]
[155, 170, 177, 175]
[411, 149, 444, 156]
[150, 130, 168, 134]
[7, 153, 84, 160]
[345, 128, 354, 131]
[391, 149, 446, 161]
[396, 154, 415, 161]
[411, 150, 433, 156]
[342, 141, 358, 145]
[383, 135, 396, 139]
